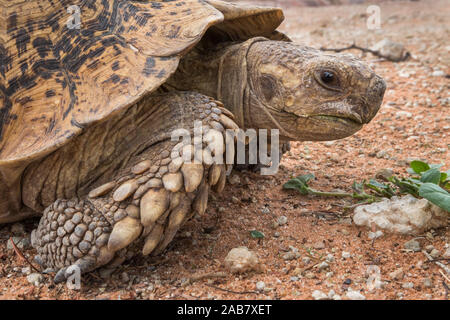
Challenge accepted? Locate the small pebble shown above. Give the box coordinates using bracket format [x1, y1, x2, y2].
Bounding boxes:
[443, 247, 450, 259]
[11, 223, 25, 235]
[282, 252, 296, 261]
[423, 278, 433, 288]
[256, 281, 265, 291]
[228, 175, 241, 185]
[346, 289, 366, 300]
[429, 249, 440, 259]
[389, 268, 404, 280]
[341, 251, 351, 259]
[402, 282, 414, 289]
[313, 241, 325, 249]
[368, 230, 383, 240]
[404, 239, 421, 252]
[27, 273, 44, 286]
[312, 290, 328, 300]
[277, 216, 288, 226]
[317, 261, 329, 270]
[120, 272, 130, 283]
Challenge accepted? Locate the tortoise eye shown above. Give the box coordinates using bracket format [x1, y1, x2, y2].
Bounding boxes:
[321, 71, 335, 84]
[315, 70, 341, 91]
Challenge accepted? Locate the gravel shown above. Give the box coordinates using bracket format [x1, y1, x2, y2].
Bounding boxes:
[341, 251, 351, 259]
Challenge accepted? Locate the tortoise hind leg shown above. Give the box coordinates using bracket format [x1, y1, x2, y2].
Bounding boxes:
[31, 92, 237, 282]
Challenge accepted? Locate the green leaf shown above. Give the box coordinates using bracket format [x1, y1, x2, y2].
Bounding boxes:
[283, 179, 308, 195]
[410, 160, 430, 174]
[419, 183, 450, 212]
[440, 172, 448, 183]
[352, 181, 364, 193]
[296, 173, 315, 184]
[420, 168, 441, 184]
[368, 179, 389, 189]
[250, 230, 265, 239]
[283, 173, 315, 195]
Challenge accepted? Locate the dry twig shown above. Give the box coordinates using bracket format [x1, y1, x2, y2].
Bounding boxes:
[204, 283, 262, 295]
[320, 43, 410, 62]
[9, 237, 41, 273]
[182, 272, 227, 286]
[422, 250, 450, 275]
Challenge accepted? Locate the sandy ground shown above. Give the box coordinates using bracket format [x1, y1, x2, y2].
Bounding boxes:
[0, 0, 448, 300]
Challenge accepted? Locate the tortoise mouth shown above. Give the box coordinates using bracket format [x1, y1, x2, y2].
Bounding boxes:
[311, 114, 363, 126]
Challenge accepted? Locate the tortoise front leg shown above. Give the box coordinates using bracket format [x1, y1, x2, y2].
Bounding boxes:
[31, 92, 237, 282]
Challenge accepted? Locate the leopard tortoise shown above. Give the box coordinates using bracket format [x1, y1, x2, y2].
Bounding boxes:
[0, 0, 386, 282]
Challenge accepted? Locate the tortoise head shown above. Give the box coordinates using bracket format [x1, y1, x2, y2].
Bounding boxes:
[244, 40, 386, 141]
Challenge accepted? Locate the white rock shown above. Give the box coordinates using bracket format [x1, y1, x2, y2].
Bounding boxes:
[371, 39, 407, 62]
[27, 273, 44, 286]
[353, 195, 448, 235]
[346, 289, 366, 300]
[312, 290, 328, 300]
[224, 247, 260, 274]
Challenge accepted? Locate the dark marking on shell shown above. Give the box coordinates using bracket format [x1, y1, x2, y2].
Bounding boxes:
[32, 37, 52, 58]
[46, 89, 56, 98]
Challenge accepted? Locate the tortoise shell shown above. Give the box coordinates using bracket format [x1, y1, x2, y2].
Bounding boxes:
[0, 0, 285, 167]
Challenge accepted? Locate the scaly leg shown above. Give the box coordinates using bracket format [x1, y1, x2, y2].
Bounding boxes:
[31, 92, 237, 282]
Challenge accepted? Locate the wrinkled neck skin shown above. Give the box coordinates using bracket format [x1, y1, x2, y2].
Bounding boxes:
[165, 37, 289, 136]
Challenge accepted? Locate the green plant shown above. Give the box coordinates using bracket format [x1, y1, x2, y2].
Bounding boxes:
[283, 160, 450, 212]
